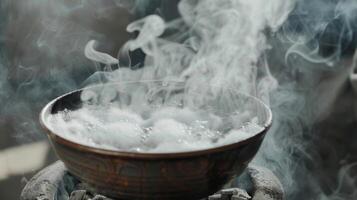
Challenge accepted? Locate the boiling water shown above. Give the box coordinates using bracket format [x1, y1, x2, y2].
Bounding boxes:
[47, 105, 263, 153]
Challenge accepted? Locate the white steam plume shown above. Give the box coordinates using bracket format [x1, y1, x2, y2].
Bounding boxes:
[83, 0, 357, 199]
[87, 0, 295, 104]
[1, 0, 357, 199]
[84, 40, 118, 65]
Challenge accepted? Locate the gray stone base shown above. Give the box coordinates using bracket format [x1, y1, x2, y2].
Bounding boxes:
[21, 161, 284, 200]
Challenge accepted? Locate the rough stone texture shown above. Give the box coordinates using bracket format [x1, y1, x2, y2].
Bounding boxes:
[208, 194, 223, 200]
[20, 161, 70, 200]
[207, 165, 283, 200]
[21, 162, 283, 200]
[68, 190, 113, 200]
[248, 166, 284, 200]
[69, 190, 87, 200]
[20, 161, 114, 200]
[92, 195, 112, 200]
[208, 188, 251, 200]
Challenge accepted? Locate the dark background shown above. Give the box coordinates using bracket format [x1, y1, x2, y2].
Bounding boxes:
[0, 0, 356, 199]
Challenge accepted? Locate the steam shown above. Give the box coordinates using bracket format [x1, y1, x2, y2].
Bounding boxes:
[1, 0, 357, 199]
[283, 0, 357, 66]
[254, 0, 357, 199]
[87, 0, 295, 104]
[85, 40, 118, 65]
[79, 0, 295, 153]
[83, 0, 357, 199]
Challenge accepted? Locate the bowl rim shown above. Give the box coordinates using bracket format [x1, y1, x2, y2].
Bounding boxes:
[40, 81, 272, 159]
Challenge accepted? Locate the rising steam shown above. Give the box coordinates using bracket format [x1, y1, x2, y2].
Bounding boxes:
[1, 0, 357, 199]
[85, 0, 294, 104]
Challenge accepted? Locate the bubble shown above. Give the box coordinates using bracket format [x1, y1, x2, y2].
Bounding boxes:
[47, 105, 262, 153]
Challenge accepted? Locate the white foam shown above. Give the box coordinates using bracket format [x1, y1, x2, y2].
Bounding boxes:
[47, 105, 263, 153]
[146, 118, 192, 147]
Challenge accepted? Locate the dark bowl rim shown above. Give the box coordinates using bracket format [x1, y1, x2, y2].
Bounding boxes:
[40, 81, 272, 159]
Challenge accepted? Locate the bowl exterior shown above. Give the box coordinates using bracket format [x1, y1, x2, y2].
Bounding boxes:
[47, 131, 266, 200]
[41, 83, 271, 200]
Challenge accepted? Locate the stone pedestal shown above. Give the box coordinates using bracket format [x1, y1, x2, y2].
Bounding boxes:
[21, 161, 284, 200]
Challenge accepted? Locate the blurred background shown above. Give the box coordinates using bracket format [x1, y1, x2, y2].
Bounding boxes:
[0, 1, 175, 199]
[0, 0, 357, 199]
